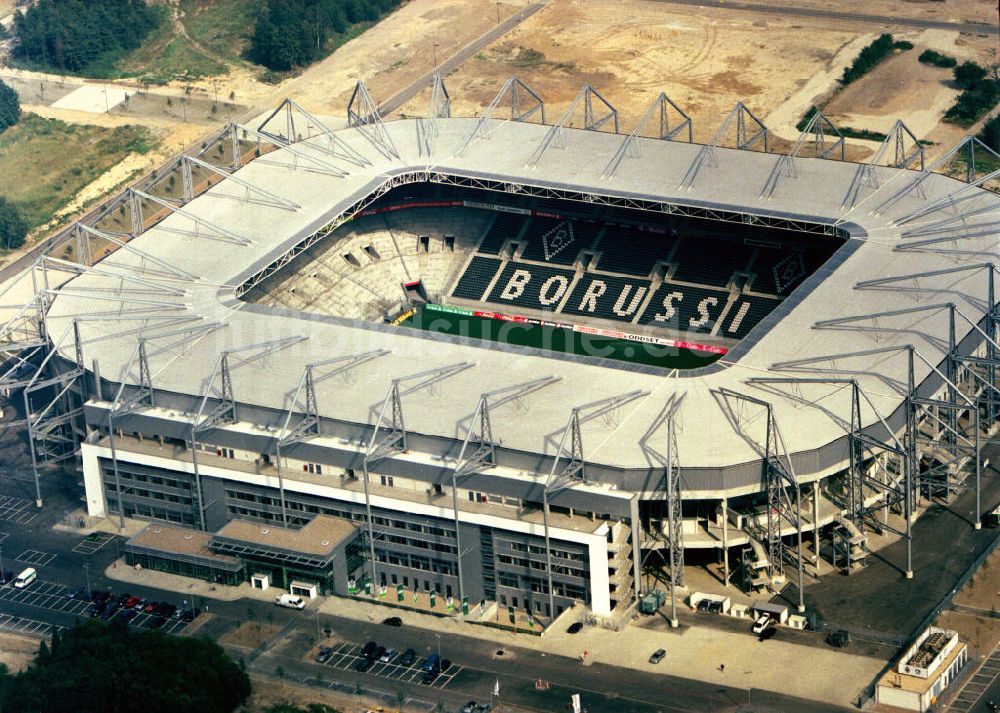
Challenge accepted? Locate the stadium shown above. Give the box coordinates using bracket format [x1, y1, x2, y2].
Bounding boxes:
[3, 77, 1000, 625]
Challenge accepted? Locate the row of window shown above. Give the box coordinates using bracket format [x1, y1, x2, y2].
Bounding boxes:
[111, 470, 191, 491]
[496, 554, 586, 579]
[374, 549, 458, 577]
[501, 540, 585, 562]
[105, 485, 192, 506]
[107, 498, 195, 526]
[385, 533, 457, 555]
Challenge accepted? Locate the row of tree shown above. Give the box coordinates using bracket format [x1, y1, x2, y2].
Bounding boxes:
[249, 0, 402, 71]
[0, 78, 25, 252]
[11, 0, 160, 74]
[840, 34, 903, 85]
[0, 619, 251, 713]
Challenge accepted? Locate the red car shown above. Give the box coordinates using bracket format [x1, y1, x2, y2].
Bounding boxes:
[124, 596, 142, 609]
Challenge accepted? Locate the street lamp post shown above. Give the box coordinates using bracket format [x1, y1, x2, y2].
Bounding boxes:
[744, 670, 752, 709]
[432, 43, 439, 67]
[435, 633, 441, 662]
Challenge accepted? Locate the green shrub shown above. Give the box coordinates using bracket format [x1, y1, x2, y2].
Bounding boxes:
[918, 49, 957, 68]
[0, 196, 28, 250]
[893, 40, 914, 51]
[979, 115, 1000, 154]
[841, 34, 895, 85]
[944, 62, 999, 125]
[955, 61, 988, 90]
[0, 79, 20, 133]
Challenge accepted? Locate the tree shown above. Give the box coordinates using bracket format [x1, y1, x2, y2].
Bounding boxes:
[0, 78, 20, 133]
[954, 61, 988, 90]
[0, 197, 28, 251]
[980, 115, 1000, 154]
[1, 619, 251, 713]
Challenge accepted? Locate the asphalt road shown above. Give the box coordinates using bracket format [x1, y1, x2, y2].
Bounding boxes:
[379, 2, 547, 118]
[651, 0, 999, 35]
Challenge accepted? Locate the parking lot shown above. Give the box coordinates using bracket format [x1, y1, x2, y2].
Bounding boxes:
[71, 533, 115, 555]
[947, 642, 1000, 712]
[0, 612, 67, 636]
[16, 549, 56, 566]
[0, 579, 190, 635]
[319, 641, 464, 689]
[0, 496, 37, 524]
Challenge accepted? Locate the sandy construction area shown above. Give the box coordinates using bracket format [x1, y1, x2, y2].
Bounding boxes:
[395, 0, 865, 143]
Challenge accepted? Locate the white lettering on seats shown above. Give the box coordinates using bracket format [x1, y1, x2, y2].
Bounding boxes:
[653, 291, 684, 322]
[578, 280, 607, 312]
[538, 275, 570, 306]
[727, 301, 751, 333]
[612, 285, 649, 317]
[689, 297, 719, 329]
[499, 269, 532, 300]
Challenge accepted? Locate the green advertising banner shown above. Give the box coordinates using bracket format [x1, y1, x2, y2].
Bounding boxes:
[462, 595, 469, 615]
[430, 591, 437, 608]
[364, 579, 372, 595]
[396, 584, 404, 602]
[507, 606, 515, 624]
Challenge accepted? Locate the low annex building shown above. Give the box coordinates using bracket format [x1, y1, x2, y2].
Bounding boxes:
[876, 627, 968, 712]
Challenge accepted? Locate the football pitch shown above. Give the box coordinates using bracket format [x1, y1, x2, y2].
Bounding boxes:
[398, 304, 725, 370]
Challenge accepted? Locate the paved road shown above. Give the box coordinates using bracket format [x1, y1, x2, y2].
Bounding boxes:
[946, 641, 1000, 712]
[652, 0, 999, 34]
[379, 2, 548, 117]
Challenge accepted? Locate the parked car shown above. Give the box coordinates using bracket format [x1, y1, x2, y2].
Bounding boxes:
[179, 608, 200, 623]
[149, 616, 167, 629]
[379, 648, 397, 663]
[132, 598, 148, 611]
[696, 599, 713, 612]
[124, 596, 142, 609]
[361, 641, 378, 659]
[91, 590, 110, 603]
[462, 702, 478, 713]
[649, 648, 666, 664]
[751, 614, 774, 634]
[13, 568, 37, 589]
[421, 653, 441, 683]
[476, 705, 493, 712]
[354, 656, 375, 673]
[155, 603, 177, 618]
[117, 609, 138, 623]
[274, 594, 305, 610]
[567, 622, 583, 634]
[371, 646, 386, 663]
[89, 602, 106, 617]
[382, 616, 402, 627]
[100, 604, 119, 620]
[399, 648, 416, 666]
[314, 647, 334, 664]
[758, 625, 777, 641]
[143, 601, 158, 613]
[826, 630, 850, 648]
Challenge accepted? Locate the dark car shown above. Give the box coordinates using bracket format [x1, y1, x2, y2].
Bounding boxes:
[420, 653, 441, 684]
[758, 625, 777, 642]
[91, 590, 110, 603]
[354, 656, 376, 672]
[361, 641, 378, 659]
[462, 702, 478, 713]
[696, 599, 713, 612]
[100, 604, 119, 620]
[148, 616, 167, 629]
[399, 648, 416, 666]
[180, 608, 200, 623]
[826, 630, 850, 648]
[89, 602, 106, 617]
[382, 616, 402, 627]
[117, 609, 138, 623]
[156, 603, 176, 618]
[371, 646, 386, 663]
[567, 622, 584, 634]
[314, 647, 334, 664]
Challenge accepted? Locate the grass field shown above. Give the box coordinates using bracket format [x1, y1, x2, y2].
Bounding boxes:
[0, 114, 156, 232]
[401, 305, 724, 370]
[182, 0, 264, 61]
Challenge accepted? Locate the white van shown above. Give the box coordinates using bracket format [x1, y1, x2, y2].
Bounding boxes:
[13, 567, 36, 589]
[274, 593, 305, 610]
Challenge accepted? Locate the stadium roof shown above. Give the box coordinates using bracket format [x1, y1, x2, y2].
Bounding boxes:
[45, 114, 1000, 477]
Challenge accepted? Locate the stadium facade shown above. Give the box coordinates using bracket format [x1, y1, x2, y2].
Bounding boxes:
[4, 80, 1000, 622]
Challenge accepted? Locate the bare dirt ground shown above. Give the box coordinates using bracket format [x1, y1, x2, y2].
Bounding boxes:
[752, 0, 998, 26]
[0, 632, 39, 674]
[395, 0, 866, 143]
[937, 610, 1000, 657]
[219, 620, 280, 649]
